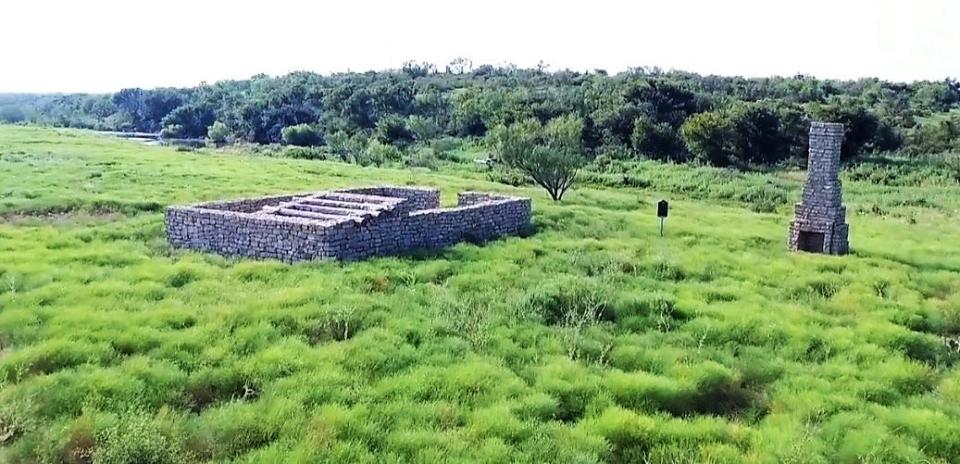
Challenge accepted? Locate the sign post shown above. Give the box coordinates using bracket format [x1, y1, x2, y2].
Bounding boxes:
[657, 200, 669, 237]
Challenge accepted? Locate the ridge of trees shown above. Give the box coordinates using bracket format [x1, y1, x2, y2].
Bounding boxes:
[2, 62, 959, 168]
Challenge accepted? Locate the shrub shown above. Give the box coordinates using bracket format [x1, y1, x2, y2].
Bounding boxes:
[159, 125, 184, 139]
[165, 268, 197, 289]
[578, 407, 656, 462]
[891, 331, 956, 366]
[822, 415, 927, 464]
[437, 297, 493, 350]
[523, 278, 613, 326]
[0, 399, 35, 449]
[612, 293, 685, 332]
[631, 116, 685, 161]
[60, 414, 96, 464]
[374, 115, 415, 149]
[789, 278, 842, 300]
[1, 339, 114, 382]
[403, 147, 439, 170]
[197, 400, 295, 459]
[356, 140, 401, 167]
[644, 259, 686, 282]
[486, 166, 530, 186]
[281, 124, 324, 147]
[285, 146, 328, 160]
[513, 393, 560, 421]
[95, 411, 190, 464]
[681, 102, 800, 167]
[738, 183, 789, 213]
[184, 367, 249, 411]
[340, 329, 418, 379]
[429, 137, 462, 157]
[607, 371, 684, 412]
[406, 115, 442, 141]
[302, 305, 363, 344]
[681, 111, 734, 166]
[682, 361, 757, 416]
[207, 121, 230, 144]
[534, 358, 602, 421]
[884, 408, 960, 461]
[467, 405, 529, 442]
[810, 100, 902, 158]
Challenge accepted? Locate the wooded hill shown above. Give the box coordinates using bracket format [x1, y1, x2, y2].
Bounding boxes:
[2, 63, 959, 167]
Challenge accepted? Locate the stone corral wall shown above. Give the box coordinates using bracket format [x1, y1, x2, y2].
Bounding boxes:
[200, 194, 298, 213]
[339, 186, 441, 214]
[165, 206, 333, 261]
[788, 122, 850, 255]
[165, 186, 531, 262]
[458, 192, 510, 206]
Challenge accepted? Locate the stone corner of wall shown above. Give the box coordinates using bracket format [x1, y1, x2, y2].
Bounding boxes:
[165, 204, 193, 215]
[341, 185, 440, 194]
[810, 121, 845, 133]
[456, 191, 531, 207]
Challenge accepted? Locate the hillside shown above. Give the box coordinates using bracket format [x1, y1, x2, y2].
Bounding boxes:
[1, 126, 959, 463]
[3, 69, 959, 170]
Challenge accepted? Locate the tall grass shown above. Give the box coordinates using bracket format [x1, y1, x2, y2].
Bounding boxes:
[1, 126, 959, 462]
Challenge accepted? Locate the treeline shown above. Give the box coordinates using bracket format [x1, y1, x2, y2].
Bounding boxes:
[2, 62, 959, 167]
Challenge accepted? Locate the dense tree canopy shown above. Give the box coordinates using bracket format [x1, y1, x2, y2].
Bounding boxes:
[1, 66, 958, 168]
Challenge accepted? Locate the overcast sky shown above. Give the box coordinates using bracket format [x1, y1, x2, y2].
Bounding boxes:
[2, 0, 957, 93]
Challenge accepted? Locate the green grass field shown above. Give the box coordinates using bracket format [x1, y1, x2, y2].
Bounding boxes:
[1, 126, 959, 463]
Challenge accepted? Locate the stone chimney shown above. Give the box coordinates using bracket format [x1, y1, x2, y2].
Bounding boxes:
[788, 122, 849, 255]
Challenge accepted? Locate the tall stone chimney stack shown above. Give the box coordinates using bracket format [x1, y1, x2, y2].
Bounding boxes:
[788, 122, 849, 255]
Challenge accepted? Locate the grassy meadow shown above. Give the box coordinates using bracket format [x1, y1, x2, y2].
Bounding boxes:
[1, 125, 959, 463]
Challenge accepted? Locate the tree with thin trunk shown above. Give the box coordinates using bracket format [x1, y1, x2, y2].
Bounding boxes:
[489, 114, 586, 201]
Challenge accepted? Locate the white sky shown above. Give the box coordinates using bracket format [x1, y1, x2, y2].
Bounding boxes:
[1, 0, 957, 93]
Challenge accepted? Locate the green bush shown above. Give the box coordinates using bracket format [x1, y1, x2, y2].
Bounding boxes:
[284, 146, 328, 160]
[207, 121, 230, 144]
[374, 115, 415, 149]
[403, 147, 440, 170]
[356, 140, 402, 167]
[486, 166, 530, 186]
[523, 278, 613, 325]
[95, 411, 190, 464]
[1, 339, 114, 382]
[738, 183, 789, 213]
[281, 124, 324, 147]
[578, 407, 656, 463]
[196, 400, 296, 459]
[607, 370, 684, 412]
[534, 358, 601, 421]
[159, 124, 184, 139]
[680, 102, 802, 167]
[184, 366, 248, 411]
[631, 116, 685, 161]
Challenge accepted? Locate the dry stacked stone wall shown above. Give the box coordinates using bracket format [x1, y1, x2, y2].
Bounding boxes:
[788, 122, 850, 255]
[166, 186, 531, 262]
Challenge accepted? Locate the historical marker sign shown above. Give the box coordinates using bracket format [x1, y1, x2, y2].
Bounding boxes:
[657, 200, 669, 236]
[657, 200, 669, 218]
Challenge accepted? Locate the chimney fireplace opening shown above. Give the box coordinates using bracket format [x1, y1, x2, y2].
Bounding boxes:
[797, 231, 826, 253]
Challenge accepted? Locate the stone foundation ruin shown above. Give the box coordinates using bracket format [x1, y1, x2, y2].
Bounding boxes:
[788, 122, 850, 255]
[165, 186, 532, 261]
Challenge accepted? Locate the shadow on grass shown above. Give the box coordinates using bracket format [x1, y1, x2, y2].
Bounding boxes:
[0, 199, 163, 224]
[398, 223, 540, 262]
[853, 249, 960, 274]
